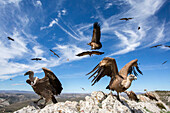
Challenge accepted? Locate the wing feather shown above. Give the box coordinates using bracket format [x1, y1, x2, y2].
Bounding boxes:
[91, 22, 101, 43]
[42, 67, 63, 95]
[92, 51, 104, 55]
[86, 57, 119, 86]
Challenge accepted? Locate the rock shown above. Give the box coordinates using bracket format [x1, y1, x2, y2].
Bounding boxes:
[14, 91, 170, 113]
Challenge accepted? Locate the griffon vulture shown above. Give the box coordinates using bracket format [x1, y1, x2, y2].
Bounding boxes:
[7, 37, 14, 41]
[162, 61, 167, 65]
[76, 51, 104, 57]
[88, 22, 102, 50]
[124, 90, 139, 102]
[31, 58, 42, 61]
[50, 49, 60, 58]
[24, 67, 63, 107]
[86, 57, 143, 100]
[150, 44, 162, 48]
[144, 89, 158, 101]
[120, 18, 133, 21]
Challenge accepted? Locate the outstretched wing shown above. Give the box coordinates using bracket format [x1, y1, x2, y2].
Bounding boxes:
[42, 67, 63, 95]
[86, 57, 119, 86]
[120, 18, 127, 20]
[91, 22, 101, 43]
[119, 59, 143, 79]
[76, 51, 91, 56]
[91, 51, 104, 55]
[50, 49, 60, 58]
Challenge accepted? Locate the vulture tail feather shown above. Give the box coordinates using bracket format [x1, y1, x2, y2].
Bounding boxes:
[136, 66, 143, 75]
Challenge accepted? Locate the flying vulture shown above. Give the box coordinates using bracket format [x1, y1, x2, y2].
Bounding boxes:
[144, 89, 158, 101]
[7, 37, 14, 41]
[24, 67, 63, 107]
[87, 22, 102, 50]
[150, 44, 162, 48]
[120, 18, 133, 21]
[76, 51, 104, 57]
[86, 57, 142, 100]
[81, 87, 85, 91]
[138, 27, 140, 30]
[164, 45, 170, 48]
[162, 61, 167, 65]
[50, 49, 60, 58]
[31, 58, 42, 61]
[124, 90, 139, 102]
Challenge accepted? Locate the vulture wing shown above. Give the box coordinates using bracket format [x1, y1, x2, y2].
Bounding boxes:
[86, 57, 119, 86]
[76, 51, 91, 56]
[7, 37, 14, 41]
[50, 49, 60, 58]
[91, 51, 104, 55]
[91, 22, 101, 43]
[119, 59, 143, 79]
[42, 67, 63, 95]
[150, 44, 162, 48]
[120, 18, 127, 20]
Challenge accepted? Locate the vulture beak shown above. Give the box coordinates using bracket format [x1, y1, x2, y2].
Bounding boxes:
[134, 76, 137, 80]
[24, 72, 29, 76]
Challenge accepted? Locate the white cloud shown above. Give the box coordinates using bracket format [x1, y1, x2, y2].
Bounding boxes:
[40, 19, 58, 30]
[32, 46, 44, 57]
[0, 0, 22, 5]
[11, 83, 25, 86]
[61, 9, 67, 15]
[36, 0, 42, 6]
[105, 3, 113, 9]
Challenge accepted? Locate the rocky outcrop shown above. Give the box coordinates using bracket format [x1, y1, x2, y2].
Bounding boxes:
[14, 91, 170, 113]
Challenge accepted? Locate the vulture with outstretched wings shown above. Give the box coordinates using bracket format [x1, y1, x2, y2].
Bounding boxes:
[150, 44, 162, 48]
[24, 67, 63, 108]
[86, 57, 142, 100]
[120, 18, 133, 21]
[162, 61, 167, 65]
[76, 51, 104, 57]
[50, 49, 60, 58]
[88, 22, 102, 50]
[31, 58, 42, 61]
[7, 37, 14, 41]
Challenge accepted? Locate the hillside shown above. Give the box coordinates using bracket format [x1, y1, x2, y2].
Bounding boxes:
[14, 91, 170, 113]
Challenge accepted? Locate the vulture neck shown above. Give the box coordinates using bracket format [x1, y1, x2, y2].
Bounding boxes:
[123, 77, 133, 89]
[29, 73, 35, 82]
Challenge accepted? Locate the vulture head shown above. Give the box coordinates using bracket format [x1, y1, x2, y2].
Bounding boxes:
[24, 71, 34, 76]
[128, 74, 137, 81]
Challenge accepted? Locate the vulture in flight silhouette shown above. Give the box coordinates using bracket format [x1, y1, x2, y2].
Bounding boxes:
[120, 18, 133, 21]
[164, 45, 170, 48]
[86, 57, 142, 100]
[138, 27, 140, 30]
[162, 61, 167, 65]
[124, 90, 139, 102]
[88, 22, 102, 50]
[31, 58, 42, 61]
[144, 89, 158, 101]
[24, 67, 63, 107]
[7, 37, 14, 41]
[150, 44, 162, 48]
[76, 51, 104, 57]
[50, 49, 60, 58]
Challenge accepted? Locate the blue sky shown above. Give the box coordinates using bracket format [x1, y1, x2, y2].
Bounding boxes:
[0, 0, 169, 94]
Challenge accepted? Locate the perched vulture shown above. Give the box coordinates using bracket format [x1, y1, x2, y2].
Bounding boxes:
[31, 58, 42, 61]
[88, 22, 102, 50]
[124, 90, 139, 102]
[50, 49, 60, 58]
[150, 44, 162, 48]
[138, 27, 140, 30]
[120, 18, 133, 21]
[76, 51, 104, 57]
[162, 61, 167, 65]
[144, 89, 158, 101]
[24, 67, 63, 107]
[86, 57, 142, 100]
[7, 37, 14, 41]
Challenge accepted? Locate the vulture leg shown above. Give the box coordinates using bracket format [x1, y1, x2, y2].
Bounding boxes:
[117, 92, 120, 101]
[51, 96, 58, 104]
[34, 97, 43, 104]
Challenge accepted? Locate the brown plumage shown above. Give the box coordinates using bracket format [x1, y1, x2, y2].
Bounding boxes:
[86, 57, 142, 100]
[164, 45, 170, 48]
[150, 44, 162, 48]
[50, 49, 60, 58]
[120, 18, 133, 21]
[31, 58, 42, 61]
[124, 90, 139, 102]
[7, 37, 14, 41]
[24, 67, 63, 107]
[88, 22, 102, 50]
[144, 89, 158, 101]
[76, 51, 104, 57]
